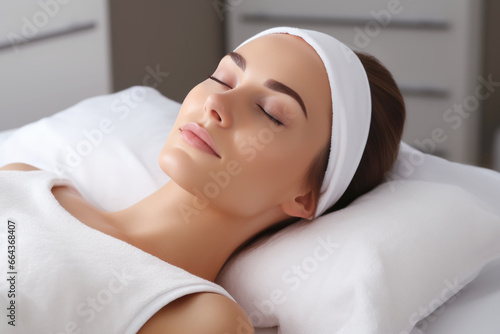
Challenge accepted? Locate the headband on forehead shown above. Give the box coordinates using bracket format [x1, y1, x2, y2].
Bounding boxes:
[236, 27, 372, 218]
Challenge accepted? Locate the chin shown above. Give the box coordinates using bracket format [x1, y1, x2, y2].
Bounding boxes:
[158, 144, 211, 195]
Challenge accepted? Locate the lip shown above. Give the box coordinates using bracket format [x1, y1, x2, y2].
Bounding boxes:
[180, 122, 221, 158]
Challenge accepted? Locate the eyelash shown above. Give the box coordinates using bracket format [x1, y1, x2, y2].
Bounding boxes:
[256, 105, 283, 126]
[208, 74, 232, 89]
[207, 74, 283, 126]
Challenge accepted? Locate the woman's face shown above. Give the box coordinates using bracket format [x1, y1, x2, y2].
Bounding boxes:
[160, 33, 331, 219]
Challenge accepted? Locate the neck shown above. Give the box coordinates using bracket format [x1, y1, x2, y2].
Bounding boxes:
[106, 181, 284, 282]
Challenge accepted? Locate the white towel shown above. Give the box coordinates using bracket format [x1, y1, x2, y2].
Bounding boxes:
[0, 170, 232, 333]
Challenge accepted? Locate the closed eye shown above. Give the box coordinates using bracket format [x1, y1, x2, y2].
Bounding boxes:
[208, 75, 232, 89]
[257, 105, 283, 126]
[208, 74, 283, 126]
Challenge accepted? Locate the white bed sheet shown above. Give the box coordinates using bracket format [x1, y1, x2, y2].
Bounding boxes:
[1, 128, 499, 334]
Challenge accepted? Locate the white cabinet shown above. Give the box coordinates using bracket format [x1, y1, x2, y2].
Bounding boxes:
[225, 0, 483, 164]
[0, 0, 112, 131]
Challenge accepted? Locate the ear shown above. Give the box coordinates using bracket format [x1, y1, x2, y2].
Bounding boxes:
[280, 189, 316, 220]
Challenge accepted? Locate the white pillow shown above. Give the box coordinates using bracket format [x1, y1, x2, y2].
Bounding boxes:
[0, 86, 176, 210]
[1, 86, 500, 333]
[0, 128, 15, 143]
[216, 180, 500, 333]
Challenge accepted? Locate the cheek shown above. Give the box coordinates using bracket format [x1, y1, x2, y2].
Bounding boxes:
[249, 147, 307, 192]
[161, 83, 208, 152]
[183, 147, 285, 217]
[178, 82, 209, 113]
[218, 137, 310, 214]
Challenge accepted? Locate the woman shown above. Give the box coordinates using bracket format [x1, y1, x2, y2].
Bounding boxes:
[0, 27, 404, 333]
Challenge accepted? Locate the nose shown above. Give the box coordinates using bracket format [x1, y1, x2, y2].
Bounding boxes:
[204, 93, 232, 128]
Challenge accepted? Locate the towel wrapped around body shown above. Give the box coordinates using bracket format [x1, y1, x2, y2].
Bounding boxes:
[0, 169, 232, 334]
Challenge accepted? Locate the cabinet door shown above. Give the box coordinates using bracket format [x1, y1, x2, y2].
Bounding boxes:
[0, 0, 111, 131]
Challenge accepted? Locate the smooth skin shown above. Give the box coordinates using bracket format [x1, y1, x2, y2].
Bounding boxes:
[1, 33, 331, 333]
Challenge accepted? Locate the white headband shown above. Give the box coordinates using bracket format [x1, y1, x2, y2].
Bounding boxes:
[236, 27, 371, 218]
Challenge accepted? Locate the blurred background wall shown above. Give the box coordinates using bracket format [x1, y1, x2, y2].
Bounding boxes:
[0, 0, 112, 131]
[222, 0, 493, 166]
[109, 0, 225, 103]
[0, 0, 498, 170]
[481, 0, 500, 169]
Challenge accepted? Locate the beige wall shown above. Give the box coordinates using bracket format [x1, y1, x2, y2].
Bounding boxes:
[109, 1, 225, 103]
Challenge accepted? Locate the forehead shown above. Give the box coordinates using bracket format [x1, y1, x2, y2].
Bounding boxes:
[235, 33, 331, 119]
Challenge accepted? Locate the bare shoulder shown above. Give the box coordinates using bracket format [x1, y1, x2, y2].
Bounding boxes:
[0, 163, 40, 171]
[138, 292, 254, 334]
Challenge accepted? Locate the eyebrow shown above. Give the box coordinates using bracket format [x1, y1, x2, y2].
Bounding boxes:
[228, 51, 246, 71]
[227, 51, 308, 119]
